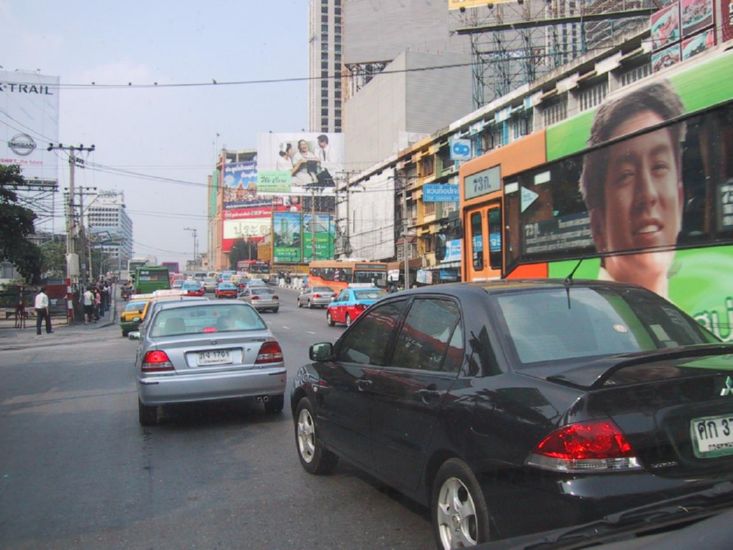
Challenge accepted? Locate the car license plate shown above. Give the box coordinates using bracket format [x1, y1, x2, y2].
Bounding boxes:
[690, 414, 733, 458]
[197, 350, 232, 366]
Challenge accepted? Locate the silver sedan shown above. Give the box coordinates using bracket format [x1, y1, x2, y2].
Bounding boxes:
[134, 301, 286, 425]
[297, 286, 337, 309]
[239, 287, 280, 313]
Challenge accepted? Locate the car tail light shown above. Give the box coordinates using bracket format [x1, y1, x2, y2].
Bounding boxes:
[255, 341, 283, 365]
[354, 304, 367, 311]
[313, 293, 321, 298]
[141, 350, 174, 372]
[525, 420, 641, 473]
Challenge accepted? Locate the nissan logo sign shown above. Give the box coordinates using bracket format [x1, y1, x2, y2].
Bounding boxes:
[8, 133, 36, 156]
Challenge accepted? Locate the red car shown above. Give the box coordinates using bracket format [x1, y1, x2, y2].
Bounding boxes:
[326, 286, 387, 327]
[215, 282, 238, 299]
[181, 280, 205, 297]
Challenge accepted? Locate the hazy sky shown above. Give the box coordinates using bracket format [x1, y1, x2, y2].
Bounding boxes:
[1, 0, 309, 268]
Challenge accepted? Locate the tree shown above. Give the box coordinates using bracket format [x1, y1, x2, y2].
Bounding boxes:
[40, 240, 66, 277]
[229, 238, 258, 270]
[0, 165, 43, 283]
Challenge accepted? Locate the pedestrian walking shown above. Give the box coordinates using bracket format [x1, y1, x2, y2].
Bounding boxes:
[83, 287, 95, 323]
[15, 293, 26, 328]
[94, 288, 102, 320]
[34, 287, 53, 335]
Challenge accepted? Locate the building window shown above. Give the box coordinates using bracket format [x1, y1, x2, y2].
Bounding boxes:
[321, 80, 328, 89]
[619, 62, 652, 87]
[578, 80, 608, 112]
[322, 117, 329, 127]
[321, 32, 328, 41]
[420, 156, 434, 176]
[334, 91, 341, 99]
[335, 7, 341, 15]
[321, 70, 328, 78]
[321, 24, 328, 32]
[543, 97, 568, 126]
[321, 5, 328, 14]
[321, 61, 328, 70]
[321, 98, 329, 107]
[321, 108, 328, 117]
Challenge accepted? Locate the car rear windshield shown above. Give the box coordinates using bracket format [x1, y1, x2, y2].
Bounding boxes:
[251, 288, 273, 296]
[495, 287, 717, 365]
[354, 289, 386, 300]
[151, 304, 266, 337]
[312, 287, 333, 293]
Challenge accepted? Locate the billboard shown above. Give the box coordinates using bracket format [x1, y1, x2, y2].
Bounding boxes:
[0, 71, 59, 182]
[721, 0, 733, 42]
[651, 4, 681, 51]
[222, 160, 273, 209]
[256, 132, 344, 196]
[680, 0, 713, 37]
[272, 211, 303, 263]
[221, 207, 272, 253]
[681, 28, 715, 59]
[303, 213, 335, 262]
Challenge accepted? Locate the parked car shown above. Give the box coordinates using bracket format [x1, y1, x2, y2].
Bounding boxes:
[326, 285, 386, 327]
[297, 286, 337, 309]
[181, 280, 205, 297]
[239, 287, 279, 313]
[215, 282, 239, 299]
[291, 280, 733, 547]
[135, 300, 286, 426]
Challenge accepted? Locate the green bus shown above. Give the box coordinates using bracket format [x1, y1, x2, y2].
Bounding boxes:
[134, 265, 170, 294]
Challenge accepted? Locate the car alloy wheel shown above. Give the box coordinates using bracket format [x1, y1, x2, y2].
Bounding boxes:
[345, 313, 352, 327]
[295, 397, 338, 474]
[327, 312, 335, 327]
[433, 459, 491, 549]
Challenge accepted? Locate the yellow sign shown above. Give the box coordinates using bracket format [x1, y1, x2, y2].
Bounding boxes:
[448, 0, 514, 9]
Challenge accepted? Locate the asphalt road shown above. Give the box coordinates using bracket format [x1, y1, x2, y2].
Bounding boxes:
[0, 287, 434, 549]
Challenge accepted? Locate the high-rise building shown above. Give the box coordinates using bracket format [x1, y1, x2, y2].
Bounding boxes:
[86, 191, 133, 271]
[308, 0, 344, 133]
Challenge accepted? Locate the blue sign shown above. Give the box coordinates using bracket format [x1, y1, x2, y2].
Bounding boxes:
[450, 138, 472, 161]
[444, 239, 462, 262]
[423, 184, 459, 203]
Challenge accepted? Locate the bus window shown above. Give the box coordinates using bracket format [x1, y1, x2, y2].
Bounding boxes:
[489, 207, 502, 270]
[471, 212, 484, 270]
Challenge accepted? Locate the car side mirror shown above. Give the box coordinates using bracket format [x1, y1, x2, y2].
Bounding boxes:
[128, 331, 141, 340]
[309, 342, 334, 362]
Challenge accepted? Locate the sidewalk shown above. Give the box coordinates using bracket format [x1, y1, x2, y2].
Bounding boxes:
[0, 294, 118, 351]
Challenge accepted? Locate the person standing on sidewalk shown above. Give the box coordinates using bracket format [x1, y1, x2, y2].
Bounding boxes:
[34, 287, 53, 335]
[83, 287, 95, 324]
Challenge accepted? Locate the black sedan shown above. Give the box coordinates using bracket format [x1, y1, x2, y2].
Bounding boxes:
[290, 280, 733, 548]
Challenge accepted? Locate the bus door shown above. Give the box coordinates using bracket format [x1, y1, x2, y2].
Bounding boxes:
[465, 202, 502, 281]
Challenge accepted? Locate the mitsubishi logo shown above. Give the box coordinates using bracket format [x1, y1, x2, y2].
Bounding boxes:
[721, 376, 733, 397]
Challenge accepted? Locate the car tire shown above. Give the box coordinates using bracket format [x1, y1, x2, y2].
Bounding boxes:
[307, 300, 312, 309]
[122, 330, 128, 337]
[432, 458, 491, 549]
[264, 394, 284, 413]
[295, 397, 338, 475]
[327, 312, 335, 327]
[272, 308, 279, 313]
[345, 313, 352, 327]
[138, 399, 158, 426]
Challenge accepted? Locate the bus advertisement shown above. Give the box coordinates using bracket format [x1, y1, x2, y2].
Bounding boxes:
[461, 46, 733, 341]
[308, 260, 389, 291]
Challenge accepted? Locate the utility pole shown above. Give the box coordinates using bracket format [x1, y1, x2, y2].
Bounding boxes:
[48, 143, 95, 323]
[402, 178, 410, 290]
[184, 227, 198, 269]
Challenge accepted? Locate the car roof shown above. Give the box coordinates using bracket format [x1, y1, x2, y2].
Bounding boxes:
[154, 299, 252, 312]
[393, 279, 647, 299]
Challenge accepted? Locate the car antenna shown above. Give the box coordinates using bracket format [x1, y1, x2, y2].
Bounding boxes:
[564, 258, 584, 309]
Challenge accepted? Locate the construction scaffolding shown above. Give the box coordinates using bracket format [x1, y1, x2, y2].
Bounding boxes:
[450, 0, 655, 109]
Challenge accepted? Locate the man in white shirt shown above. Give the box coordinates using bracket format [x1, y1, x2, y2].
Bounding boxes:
[83, 287, 95, 323]
[34, 287, 53, 335]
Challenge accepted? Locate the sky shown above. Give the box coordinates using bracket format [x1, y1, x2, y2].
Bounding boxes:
[1, 0, 309, 269]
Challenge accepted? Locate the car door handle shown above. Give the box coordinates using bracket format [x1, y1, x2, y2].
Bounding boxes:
[356, 379, 373, 391]
[415, 388, 442, 404]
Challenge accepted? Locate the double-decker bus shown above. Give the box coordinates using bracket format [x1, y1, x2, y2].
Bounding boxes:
[308, 259, 389, 291]
[460, 46, 733, 341]
[134, 265, 171, 294]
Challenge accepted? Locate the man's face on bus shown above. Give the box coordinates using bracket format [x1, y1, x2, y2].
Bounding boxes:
[591, 110, 683, 279]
